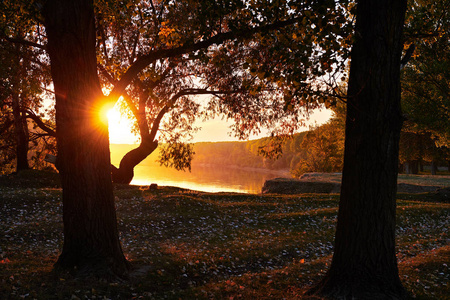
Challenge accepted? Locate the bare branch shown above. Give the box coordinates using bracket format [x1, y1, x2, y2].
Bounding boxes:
[97, 15, 111, 65]
[400, 44, 415, 70]
[1, 34, 46, 50]
[98, 64, 118, 85]
[25, 109, 56, 137]
[149, 105, 169, 141]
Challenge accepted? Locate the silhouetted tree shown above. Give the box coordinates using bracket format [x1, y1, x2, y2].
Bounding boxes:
[33, 0, 352, 277]
[308, 0, 409, 298]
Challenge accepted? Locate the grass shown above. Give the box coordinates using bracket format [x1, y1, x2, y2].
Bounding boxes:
[0, 171, 449, 299]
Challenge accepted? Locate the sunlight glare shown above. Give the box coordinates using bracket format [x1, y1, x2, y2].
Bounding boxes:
[106, 105, 139, 144]
[99, 103, 114, 126]
[107, 107, 120, 123]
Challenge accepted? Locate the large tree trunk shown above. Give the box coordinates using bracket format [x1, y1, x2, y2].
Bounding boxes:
[308, 0, 408, 298]
[430, 160, 438, 175]
[12, 93, 29, 172]
[405, 160, 419, 174]
[11, 39, 29, 172]
[42, 0, 129, 278]
[112, 138, 158, 184]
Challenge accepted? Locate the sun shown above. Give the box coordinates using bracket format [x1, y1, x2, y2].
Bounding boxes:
[106, 106, 121, 124]
[98, 103, 114, 126]
[102, 104, 139, 144]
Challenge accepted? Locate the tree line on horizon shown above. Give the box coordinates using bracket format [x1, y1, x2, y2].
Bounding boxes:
[112, 98, 449, 178]
[192, 104, 449, 177]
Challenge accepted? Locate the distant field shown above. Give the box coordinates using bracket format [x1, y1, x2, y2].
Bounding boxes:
[0, 171, 449, 299]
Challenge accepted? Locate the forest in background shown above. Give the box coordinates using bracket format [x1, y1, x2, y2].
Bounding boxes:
[1, 0, 448, 179]
[111, 108, 346, 178]
[112, 131, 316, 176]
[192, 133, 306, 171]
[111, 106, 449, 178]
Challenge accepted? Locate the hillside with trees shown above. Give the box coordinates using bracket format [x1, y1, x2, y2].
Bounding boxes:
[192, 132, 307, 171]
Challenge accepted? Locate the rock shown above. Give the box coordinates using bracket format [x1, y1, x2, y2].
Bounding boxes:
[262, 177, 445, 195]
[396, 183, 441, 193]
[437, 187, 450, 202]
[262, 178, 340, 194]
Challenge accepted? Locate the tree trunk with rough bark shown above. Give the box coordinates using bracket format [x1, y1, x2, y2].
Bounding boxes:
[405, 160, 419, 174]
[11, 39, 29, 172]
[42, 0, 129, 278]
[431, 161, 438, 175]
[12, 93, 29, 172]
[308, 0, 409, 298]
[111, 94, 164, 185]
[111, 138, 158, 184]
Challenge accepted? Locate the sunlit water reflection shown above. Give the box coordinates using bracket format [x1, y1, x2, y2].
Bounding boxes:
[130, 164, 289, 194]
[110, 144, 290, 193]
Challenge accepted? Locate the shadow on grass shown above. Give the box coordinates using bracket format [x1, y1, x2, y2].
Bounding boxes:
[0, 171, 448, 299]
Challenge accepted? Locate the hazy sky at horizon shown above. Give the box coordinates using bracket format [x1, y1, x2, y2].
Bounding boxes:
[108, 107, 333, 145]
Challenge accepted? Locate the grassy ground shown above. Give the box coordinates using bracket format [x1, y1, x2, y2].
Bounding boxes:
[0, 170, 449, 299]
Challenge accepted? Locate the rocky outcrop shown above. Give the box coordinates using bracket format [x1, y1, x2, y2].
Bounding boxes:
[396, 183, 441, 193]
[261, 178, 340, 194]
[437, 187, 450, 201]
[262, 177, 444, 195]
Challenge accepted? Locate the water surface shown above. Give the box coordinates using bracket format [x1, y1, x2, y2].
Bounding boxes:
[111, 144, 290, 193]
[130, 164, 289, 194]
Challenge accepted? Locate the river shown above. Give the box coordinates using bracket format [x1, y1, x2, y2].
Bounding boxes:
[130, 164, 289, 194]
[110, 144, 290, 193]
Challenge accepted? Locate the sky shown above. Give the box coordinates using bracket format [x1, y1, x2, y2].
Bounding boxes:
[107, 105, 333, 145]
[42, 88, 333, 145]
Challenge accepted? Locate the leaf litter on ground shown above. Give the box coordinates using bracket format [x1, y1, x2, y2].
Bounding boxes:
[0, 172, 449, 299]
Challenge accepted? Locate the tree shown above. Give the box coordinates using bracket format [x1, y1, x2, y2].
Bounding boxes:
[94, 0, 353, 184]
[308, 0, 409, 298]
[401, 0, 450, 173]
[4, 0, 357, 279]
[0, 1, 54, 174]
[290, 101, 345, 177]
[291, 118, 344, 177]
[402, 0, 449, 143]
[398, 130, 431, 174]
[0, 42, 18, 174]
[39, 0, 133, 277]
[26, 0, 352, 278]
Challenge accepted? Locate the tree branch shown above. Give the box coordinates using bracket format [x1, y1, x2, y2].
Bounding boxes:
[97, 15, 111, 65]
[1, 34, 46, 50]
[98, 64, 118, 85]
[25, 109, 56, 137]
[146, 87, 247, 140]
[400, 44, 415, 70]
[149, 105, 169, 141]
[109, 17, 301, 102]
